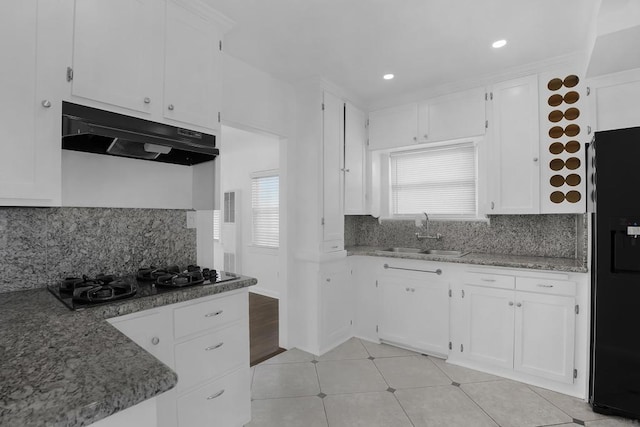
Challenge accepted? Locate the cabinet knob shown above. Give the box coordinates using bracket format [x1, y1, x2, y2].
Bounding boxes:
[423, 134, 428, 139]
[406, 287, 410, 292]
[151, 337, 160, 345]
[516, 302, 522, 307]
[41, 100, 51, 108]
[168, 104, 174, 111]
[413, 136, 417, 142]
[144, 97, 151, 104]
[326, 278, 331, 282]
[341, 168, 350, 173]
[508, 301, 514, 306]
[533, 157, 539, 162]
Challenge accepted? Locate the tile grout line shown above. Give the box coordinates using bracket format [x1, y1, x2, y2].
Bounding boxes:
[457, 382, 503, 427]
[525, 385, 596, 425]
[313, 358, 331, 427]
[370, 349, 417, 427]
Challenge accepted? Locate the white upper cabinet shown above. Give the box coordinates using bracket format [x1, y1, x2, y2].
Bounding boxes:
[322, 91, 345, 248]
[368, 102, 418, 149]
[487, 75, 540, 214]
[418, 87, 486, 143]
[71, 0, 160, 114]
[70, 0, 229, 132]
[344, 102, 367, 214]
[0, 0, 71, 206]
[163, 1, 222, 129]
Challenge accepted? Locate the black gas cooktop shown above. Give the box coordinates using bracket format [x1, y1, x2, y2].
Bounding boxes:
[48, 265, 239, 310]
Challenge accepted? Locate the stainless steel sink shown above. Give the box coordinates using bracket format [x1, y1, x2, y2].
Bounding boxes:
[379, 247, 424, 254]
[421, 249, 467, 256]
[378, 247, 468, 257]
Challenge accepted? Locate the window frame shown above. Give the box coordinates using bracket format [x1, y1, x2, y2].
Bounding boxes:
[386, 138, 482, 221]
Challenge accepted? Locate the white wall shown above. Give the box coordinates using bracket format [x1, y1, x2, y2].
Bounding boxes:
[222, 54, 296, 138]
[216, 126, 281, 300]
[62, 150, 193, 209]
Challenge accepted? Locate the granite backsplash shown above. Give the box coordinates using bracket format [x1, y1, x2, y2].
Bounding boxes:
[0, 207, 196, 292]
[345, 214, 588, 261]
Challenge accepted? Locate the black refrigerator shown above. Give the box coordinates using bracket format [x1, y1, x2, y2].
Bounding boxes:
[588, 126, 640, 419]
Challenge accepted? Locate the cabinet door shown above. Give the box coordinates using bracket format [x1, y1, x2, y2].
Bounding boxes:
[368, 103, 418, 149]
[419, 87, 486, 143]
[109, 309, 174, 368]
[411, 278, 450, 356]
[322, 91, 344, 244]
[320, 262, 353, 352]
[163, 1, 221, 130]
[72, 0, 158, 113]
[462, 285, 514, 369]
[514, 292, 576, 384]
[0, 0, 69, 205]
[488, 75, 540, 214]
[379, 271, 449, 355]
[378, 278, 413, 346]
[344, 102, 367, 214]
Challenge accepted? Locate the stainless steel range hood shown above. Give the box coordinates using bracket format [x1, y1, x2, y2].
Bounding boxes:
[62, 102, 218, 166]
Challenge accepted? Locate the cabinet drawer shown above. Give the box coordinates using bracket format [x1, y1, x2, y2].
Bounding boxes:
[464, 272, 515, 290]
[516, 277, 576, 296]
[174, 320, 249, 392]
[177, 367, 251, 427]
[174, 292, 247, 339]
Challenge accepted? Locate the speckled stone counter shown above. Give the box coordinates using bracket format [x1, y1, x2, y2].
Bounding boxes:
[0, 276, 257, 427]
[347, 246, 588, 273]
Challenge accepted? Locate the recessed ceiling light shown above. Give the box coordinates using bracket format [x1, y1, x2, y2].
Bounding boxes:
[383, 74, 394, 80]
[492, 39, 507, 48]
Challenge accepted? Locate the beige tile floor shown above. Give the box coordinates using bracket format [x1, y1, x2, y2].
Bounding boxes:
[246, 338, 639, 427]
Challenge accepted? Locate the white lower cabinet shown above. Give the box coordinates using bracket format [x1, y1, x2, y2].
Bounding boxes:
[457, 272, 577, 385]
[377, 261, 449, 357]
[319, 260, 353, 353]
[107, 289, 250, 427]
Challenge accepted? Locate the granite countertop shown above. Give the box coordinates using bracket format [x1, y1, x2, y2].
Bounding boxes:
[346, 246, 588, 273]
[0, 276, 257, 427]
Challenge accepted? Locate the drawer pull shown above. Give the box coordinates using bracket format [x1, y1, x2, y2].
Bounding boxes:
[205, 342, 224, 351]
[537, 284, 554, 288]
[206, 389, 225, 400]
[205, 310, 223, 318]
[481, 278, 496, 282]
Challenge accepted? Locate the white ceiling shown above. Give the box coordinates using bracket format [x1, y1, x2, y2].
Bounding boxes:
[206, 0, 599, 108]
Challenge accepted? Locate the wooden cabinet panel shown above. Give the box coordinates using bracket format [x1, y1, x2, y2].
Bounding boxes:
[462, 285, 515, 369]
[322, 91, 345, 244]
[163, 1, 221, 129]
[0, 0, 68, 205]
[344, 102, 367, 214]
[72, 0, 158, 113]
[514, 292, 576, 384]
[488, 75, 540, 214]
[368, 103, 418, 149]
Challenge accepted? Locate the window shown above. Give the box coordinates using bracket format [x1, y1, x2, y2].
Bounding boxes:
[213, 210, 220, 240]
[251, 171, 279, 248]
[390, 142, 477, 218]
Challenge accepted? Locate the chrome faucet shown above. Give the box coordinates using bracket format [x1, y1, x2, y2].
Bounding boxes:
[415, 212, 442, 241]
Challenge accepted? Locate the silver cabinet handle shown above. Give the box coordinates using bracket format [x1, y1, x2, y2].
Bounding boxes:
[509, 301, 514, 306]
[144, 97, 151, 104]
[205, 342, 224, 351]
[206, 389, 225, 400]
[151, 337, 160, 345]
[341, 168, 351, 172]
[168, 104, 174, 111]
[481, 278, 496, 282]
[383, 264, 442, 275]
[537, 284, 554, 288]
[491, 201, 495, 210]
[331, 246, 339, 249]
[41, 100, 51, 108]
[205, 310, 223, 318]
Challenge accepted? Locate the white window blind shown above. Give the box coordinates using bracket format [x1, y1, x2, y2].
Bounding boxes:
[251, 173, 279, 248]
[390, 142, 477, 217]
[213, 210, 220, 240]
